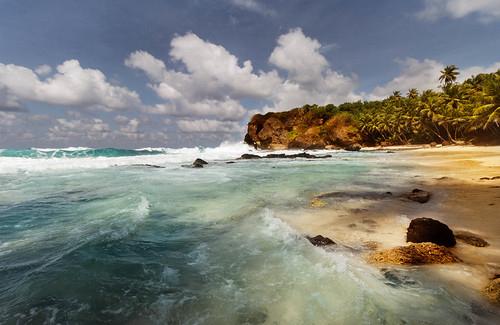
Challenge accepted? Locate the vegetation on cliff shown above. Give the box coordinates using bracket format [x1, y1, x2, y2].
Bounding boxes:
[245, 67, 500, 149]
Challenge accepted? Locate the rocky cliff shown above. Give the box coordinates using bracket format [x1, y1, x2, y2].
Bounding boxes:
[244, 106, 362, 150]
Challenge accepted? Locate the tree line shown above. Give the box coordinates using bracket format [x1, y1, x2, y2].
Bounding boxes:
[305, 66, 500, 145]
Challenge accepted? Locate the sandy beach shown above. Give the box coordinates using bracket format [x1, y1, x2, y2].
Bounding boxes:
[279, 146, 500, 296]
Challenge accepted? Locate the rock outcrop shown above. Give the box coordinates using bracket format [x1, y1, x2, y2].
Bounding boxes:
[406, 218, 456, 247]
[368, 243, 460, 265]
[244, 107, 362, 149]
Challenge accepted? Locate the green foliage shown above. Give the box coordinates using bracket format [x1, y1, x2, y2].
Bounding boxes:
[294, 69, 500, 145]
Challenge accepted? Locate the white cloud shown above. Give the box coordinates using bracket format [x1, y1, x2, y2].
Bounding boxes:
[370, 58, 443, 99]
[369, 58, 500, 99]
[126, 32, 282, 120]
[176, 119, 242, 133]
[0, 111, 18, 126]
[266, 28, 361, 110]
[48, 118, 112, 140]
[35, 64, 52, 76]
[418, 0, 500, 21]
[117, 118, 144, 140]
[270, 28, 329, 85]
[127, 28, 360, 123]
[229, 0, 275, 16]
[0, 60, 141, 111]
[460, 62, 500, 81]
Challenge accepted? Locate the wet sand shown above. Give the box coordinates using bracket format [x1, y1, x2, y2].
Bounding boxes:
[279, 146, 500, 295]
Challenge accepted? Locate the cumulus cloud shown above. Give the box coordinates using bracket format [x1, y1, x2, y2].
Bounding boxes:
[266, 28, 361, 110]
[35, 64, 52, 76]
[370, 58, 443, 99]
[48, 118, 112, 141]
[176, 119, 242, 133]
[127, 28, 360, 123]
[418, 0, 500, 22]
[369, 58, 500, 99]
[0, 60, 141, 111]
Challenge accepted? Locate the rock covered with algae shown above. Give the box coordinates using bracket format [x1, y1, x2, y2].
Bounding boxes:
[367, 242, 460, 265]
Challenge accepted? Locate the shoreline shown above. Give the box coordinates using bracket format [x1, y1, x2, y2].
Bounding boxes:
[276, 146, 500, 302]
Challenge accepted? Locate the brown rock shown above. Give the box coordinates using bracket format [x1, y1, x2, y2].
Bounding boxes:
[483, 278, 500, 304]
[404, 189, 431, 203]
[368, 243, 460, 265]
[454, 231, 489, 247]
[407, 218, 456, 247]
[306, 235, 336, 246]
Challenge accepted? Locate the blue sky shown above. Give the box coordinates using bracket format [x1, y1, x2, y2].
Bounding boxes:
[1, 0, 500, 148]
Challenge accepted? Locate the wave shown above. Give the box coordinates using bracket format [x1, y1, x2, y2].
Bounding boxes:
[0, 147, 168, 158]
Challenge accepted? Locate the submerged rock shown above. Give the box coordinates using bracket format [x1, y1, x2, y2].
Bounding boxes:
[454, 230, 489, 247]
[130, 164, 165, 168]
[404, 189, 431, 203]
[368, 243, 460, 265]
[239, 154, 262, 159]
[483, 279, 500, 304]
[306, 235, 336, 246]
[310, 198, 327, 208]
[407, 217, 456, 247]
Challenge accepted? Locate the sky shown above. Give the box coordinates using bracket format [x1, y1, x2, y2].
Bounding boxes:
[1, 0, 500, 148]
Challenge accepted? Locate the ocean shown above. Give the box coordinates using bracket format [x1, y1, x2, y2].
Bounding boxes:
[0, 143, 498, 324]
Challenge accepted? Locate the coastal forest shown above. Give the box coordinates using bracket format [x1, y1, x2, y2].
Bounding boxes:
[245, 67, 500, 149]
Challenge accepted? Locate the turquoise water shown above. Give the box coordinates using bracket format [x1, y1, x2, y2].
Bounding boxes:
[0, 144, 498, 324]
[0, 148, 166, 158]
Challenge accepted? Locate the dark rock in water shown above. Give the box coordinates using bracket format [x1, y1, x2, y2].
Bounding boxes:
[192, 162, 204, 168]
[226, 161, 235, 164]
[406, 217, 456, 247]
[265, 153, 287, 159]
[193, 158, 208, 165]
[345, 143, 362, 151]
[130, 164, 165, 168]
[306, 235, 336, 246]
[239, 153, 262, 159]
[404, 189, 431, 203]
[454, 230, 489, 247]
[238, 152, 332, 160]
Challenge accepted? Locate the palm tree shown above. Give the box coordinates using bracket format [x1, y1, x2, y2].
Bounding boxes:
[439, 65, 459, 88]
[392, 91, 402, 99]
[407, 88, 419, 99]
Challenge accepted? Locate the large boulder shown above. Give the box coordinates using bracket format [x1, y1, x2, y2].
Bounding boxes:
[368, 243, 460, 265]
[406, 218, 456, 247]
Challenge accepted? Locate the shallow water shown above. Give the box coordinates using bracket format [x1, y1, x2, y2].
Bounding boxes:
[0, 144, 498, 324]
